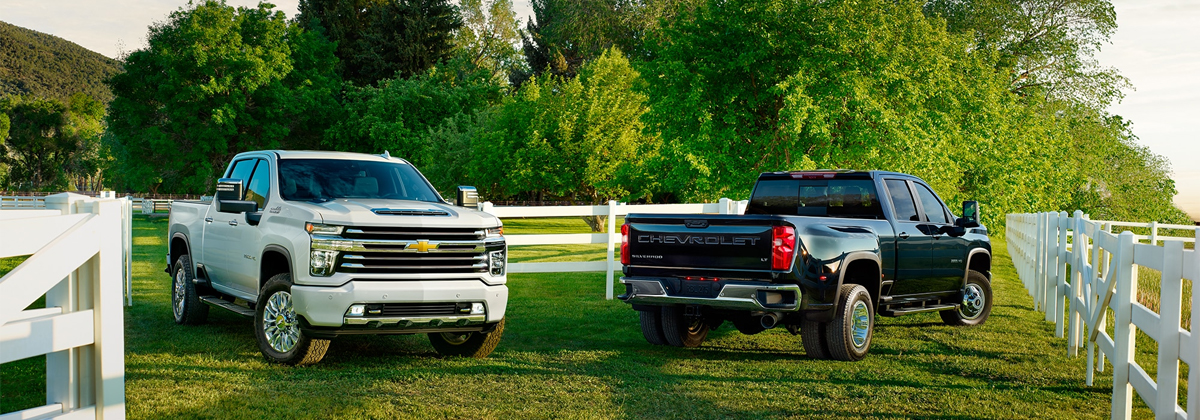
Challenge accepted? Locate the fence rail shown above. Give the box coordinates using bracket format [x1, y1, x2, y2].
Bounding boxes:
[1008, 211, 1200, 420]
[0, 193, 127, 419]
[481, 198, 748, 299]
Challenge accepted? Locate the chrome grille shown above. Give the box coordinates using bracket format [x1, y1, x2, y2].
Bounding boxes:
[342, 226, 483, 241]
[315, 225, 502, 276]
[339, 251, 487, 273]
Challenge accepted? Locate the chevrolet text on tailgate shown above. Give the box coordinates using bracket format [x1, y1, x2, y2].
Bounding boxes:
[618, 170, 992, 361]
[167, 150, 508, 365]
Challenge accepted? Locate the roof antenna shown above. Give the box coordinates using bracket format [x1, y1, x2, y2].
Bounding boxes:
[381, 150, 391, 159]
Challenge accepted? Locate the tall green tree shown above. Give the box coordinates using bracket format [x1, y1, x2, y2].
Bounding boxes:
[297, 0, 462, 86]
[0, 94, 105, 191]
[107, 1, 313, 193]
[456, 0, 524, 83]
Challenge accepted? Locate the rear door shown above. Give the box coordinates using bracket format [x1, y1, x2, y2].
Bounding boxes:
[882, 178, 933, 295]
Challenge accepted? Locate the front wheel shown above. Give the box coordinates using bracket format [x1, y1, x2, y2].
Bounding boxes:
[660, 305, 709, 348]
[940, 270, 993, 326]
[826, 284, 874, 362]
[428, 318, 505, 358]
[255, 274, 330, 366]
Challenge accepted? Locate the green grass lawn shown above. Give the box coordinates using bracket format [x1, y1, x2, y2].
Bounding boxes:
[2, 215, 1152, 418]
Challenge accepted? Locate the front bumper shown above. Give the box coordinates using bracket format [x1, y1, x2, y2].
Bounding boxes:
[618, 277, 803, 311]
[291, 279, 508, 330]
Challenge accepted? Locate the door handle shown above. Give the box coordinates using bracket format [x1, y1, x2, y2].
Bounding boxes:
[898, 232, 910, 239]
[228, 220, 238, 226]
[204, 217, 213, 223]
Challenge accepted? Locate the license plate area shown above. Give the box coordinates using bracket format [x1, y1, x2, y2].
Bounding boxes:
[678, 279, 719, 298]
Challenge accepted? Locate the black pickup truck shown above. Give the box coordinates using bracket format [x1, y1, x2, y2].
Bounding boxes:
[618, 170, 991, 361]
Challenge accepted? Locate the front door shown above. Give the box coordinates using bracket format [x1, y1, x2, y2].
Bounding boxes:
[883, 179, 933, 295]
[913, 182, 969, 293]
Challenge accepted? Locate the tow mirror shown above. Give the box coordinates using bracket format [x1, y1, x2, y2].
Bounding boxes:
[956, 201, 980, 228]
[215, 178, 257, 214]
[456, 186, 479, 208]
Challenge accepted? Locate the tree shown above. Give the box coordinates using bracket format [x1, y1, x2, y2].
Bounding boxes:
[297, 0, 462, 86]
[455, 0, 525, 83]
[108, 1, 297, 193]
[0, 94, 105, 191]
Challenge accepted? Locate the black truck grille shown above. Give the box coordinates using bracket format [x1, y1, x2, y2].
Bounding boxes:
[379, 303, 460, 317]
[339, 252, 487, 274]
[342, 226, 483, 241]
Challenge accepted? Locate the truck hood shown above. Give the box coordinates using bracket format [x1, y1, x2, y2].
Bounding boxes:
[293, 198, 502, 228]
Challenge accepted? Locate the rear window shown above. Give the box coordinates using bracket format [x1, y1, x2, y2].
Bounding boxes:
[747, 179, 884, 219]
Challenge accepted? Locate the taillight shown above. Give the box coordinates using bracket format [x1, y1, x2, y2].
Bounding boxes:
[620, 224, 630, 265]
[771, 225, 796, 270]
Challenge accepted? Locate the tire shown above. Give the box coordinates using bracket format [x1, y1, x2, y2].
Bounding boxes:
[800, 319, 830, 359]
[171, 255, 209, 325]
[940, 270, 993, 326]
[428, 318, 506, 358]
[638, 307, 668, 345]
[826, 284, 874, 362]
[660, 305, 709, 348]
[255, 273, 330, 366]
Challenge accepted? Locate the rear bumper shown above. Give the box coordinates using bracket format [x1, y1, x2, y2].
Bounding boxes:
[290, 280, 508, 330]
[618, 277, 803, 311]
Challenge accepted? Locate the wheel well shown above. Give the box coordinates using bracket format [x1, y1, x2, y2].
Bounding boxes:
[841, 259, 882, 306]
[170, 236, 189, 267]
[260, 249, 291, 292]
[969, 253, 991, 276]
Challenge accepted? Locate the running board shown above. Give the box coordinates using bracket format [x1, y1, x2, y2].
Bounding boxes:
[200, 296, 256, 317]
[880, 304, 957, 317]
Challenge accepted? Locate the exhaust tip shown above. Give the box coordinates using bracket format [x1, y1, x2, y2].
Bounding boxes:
[760, 313, 780, 329]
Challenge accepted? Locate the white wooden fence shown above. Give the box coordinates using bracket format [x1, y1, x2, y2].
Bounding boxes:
[1008, 211, 1200, 420]
[0, 193, 127, 419]
[482, 198, 748, 299]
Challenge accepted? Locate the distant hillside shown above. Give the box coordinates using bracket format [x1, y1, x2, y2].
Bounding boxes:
[0, 21, 122, 103]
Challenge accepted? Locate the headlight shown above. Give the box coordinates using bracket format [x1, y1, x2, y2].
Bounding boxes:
[488, 249, 506, 276]
[486, 226, 503, 238]
[306, 222, 343, 235]
[471, 302, 485, 315]
[311, 249, 338, 276]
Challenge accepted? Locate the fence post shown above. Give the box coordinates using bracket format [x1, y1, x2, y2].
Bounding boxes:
[719, 197, 731, 215]
[1068, 210, 1083, 355]
[42, 193, 89, 411]
[1157, 240, 1183, 420]
[479, 201, 493, 214]
[605, 200, 618, 300]
[1056, 211, 1068, 337]
[1034, 213, 1045, 310]
[1045, 212, 1057, 322]
[1188, 228, 1200, 418]
[1111, 231, 1136, 420]
[1149, 221, 1159, 246]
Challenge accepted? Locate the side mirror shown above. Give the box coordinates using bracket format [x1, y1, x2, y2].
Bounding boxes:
[957, 201, 980, 228]
[456, 186, 479, 208]
[215, 178, 258, 214]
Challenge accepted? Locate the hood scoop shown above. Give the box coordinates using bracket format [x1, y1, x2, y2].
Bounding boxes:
[371, 208, 451, 216]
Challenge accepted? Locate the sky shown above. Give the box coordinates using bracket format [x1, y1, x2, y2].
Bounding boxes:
[0, 0, 1196, 221]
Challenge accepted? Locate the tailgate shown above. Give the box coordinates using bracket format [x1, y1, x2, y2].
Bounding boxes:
[626, 215, 781, 271]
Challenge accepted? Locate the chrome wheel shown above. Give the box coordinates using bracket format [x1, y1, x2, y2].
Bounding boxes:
[959, 283, 986, 320]
[172, 268, 186, 320]
[262, 291, 300, 353]
[850, 300, 871, 349]
[439, 332, 472, 345]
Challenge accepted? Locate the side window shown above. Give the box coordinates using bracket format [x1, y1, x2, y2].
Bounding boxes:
[885, 180, 919, 222]
[914, 183, 949, 224]
[245, 159, 271, 211]
[227, 159, 255, 183]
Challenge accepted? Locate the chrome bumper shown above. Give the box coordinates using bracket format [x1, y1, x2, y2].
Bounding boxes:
[343, 314, 487, 327]
[619, 278, 803, 311]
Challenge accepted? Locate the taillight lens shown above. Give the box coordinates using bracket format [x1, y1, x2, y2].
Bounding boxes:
[620, 224, 630, 264]
[771, 225, 796, 271]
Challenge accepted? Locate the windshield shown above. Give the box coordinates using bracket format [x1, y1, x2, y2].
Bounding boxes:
[277, 159, 442, 203]
[747, 179, 884, 219]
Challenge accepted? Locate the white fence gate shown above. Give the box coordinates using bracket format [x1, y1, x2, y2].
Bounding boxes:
[481, 198, 748, 299]
[1008, 211, 1200, 420]
[0, 193, 127, 419]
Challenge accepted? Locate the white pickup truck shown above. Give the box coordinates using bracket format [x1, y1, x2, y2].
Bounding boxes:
[166, 150, 508, 365]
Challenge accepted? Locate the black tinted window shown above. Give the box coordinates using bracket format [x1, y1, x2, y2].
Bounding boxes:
[885, 180, 919, 222]
[915, 183, 949, 224]
[227, 159, 255, 183]
[748, 179, 884, 219]
[246, 159, 270, 210]
[278, 159, 441, 202]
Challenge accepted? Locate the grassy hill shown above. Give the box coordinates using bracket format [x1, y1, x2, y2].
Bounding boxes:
[0, 21, 122, 103]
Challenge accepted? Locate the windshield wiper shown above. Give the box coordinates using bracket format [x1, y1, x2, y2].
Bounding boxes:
[308, 197, 333, 204]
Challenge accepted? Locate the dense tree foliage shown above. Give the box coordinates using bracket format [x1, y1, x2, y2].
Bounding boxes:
[456, 0, 524, 83]
[0, 94, 105, 191]
[0, 21, 123, 103]
[297, 0, 461, 86]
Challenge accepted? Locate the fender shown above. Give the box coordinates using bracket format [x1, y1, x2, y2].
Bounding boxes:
[260, 244, 294, 292]
[834, 251, 883, 305]
[169, 231, 193, 273]
[962, 248, 992, 288]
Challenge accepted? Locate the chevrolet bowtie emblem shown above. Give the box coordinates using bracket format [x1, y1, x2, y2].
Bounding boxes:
[411, 240, 437, 253]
